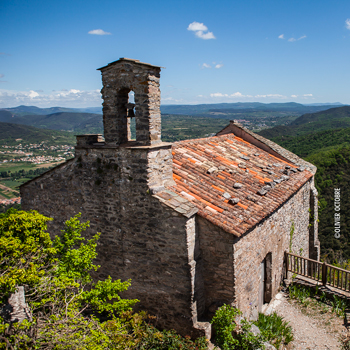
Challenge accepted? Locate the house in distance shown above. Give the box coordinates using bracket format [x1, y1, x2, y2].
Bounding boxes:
[21, 58, 320, 339]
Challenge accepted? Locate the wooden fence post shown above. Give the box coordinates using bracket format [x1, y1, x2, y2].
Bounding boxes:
[285, 251, 289, 279]
[322, 262, 327, 286]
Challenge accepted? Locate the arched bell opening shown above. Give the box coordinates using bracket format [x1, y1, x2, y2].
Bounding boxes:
[116, 88, 136, 143]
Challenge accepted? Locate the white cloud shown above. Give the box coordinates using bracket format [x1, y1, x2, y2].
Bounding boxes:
[215, 64, 224, 69]
[187, 21, 216, 40]
[210, 93, 228, 97]
[288, 35, 306, 42]
[303, 94, 313, 97]
[254, 94, 287, 99]
[28, 90, 39, 98]
[0, 88, 102, 108]
[346, 19, 350, 30]
[278, 34, 285, 39]
[88, 29, 111, 35]
[187, 22, 208, 32]
[291, 95, 298, 98]
[210, 92, 246, 98]
[195, 31, 216, 40]
[210, 92, 288, 100]
[202, 63, 211, 69]
[161, 96, 184, 104]
[230, 92, 243, 97]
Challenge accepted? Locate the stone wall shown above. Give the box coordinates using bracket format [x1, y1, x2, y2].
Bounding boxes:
[233, 179, 315, 319]
[20, 144, 201, 336]
[196, 217, 235, 318]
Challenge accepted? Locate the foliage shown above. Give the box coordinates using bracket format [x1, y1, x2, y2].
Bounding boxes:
[106, 311, 208, 350]
[0, 167, 52, 180]
[0, 122, 75, 146]
[253, 312, 294, 349]
[289, 221, 295, 253]
[288, 284, 311, 304]
[306, 147, 350, 261]
[0, 209, 207, 349]
[288, 283, 349, 317]
[259, 106, 350, 140]
[0, 209, 139, 349]
[0, 202, 21, 214]
[211, 304, 265, 350]
[331, 295, 348, 317]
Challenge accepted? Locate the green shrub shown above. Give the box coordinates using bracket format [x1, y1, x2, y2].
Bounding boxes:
[0, 209, 207, 350]
[211, 304, 264, 350]
[254, 312, 294, 349]
[106, 311, 208, 349]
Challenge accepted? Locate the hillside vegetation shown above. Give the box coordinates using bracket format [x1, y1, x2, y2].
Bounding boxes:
[306, 148, 350, 261]
[0, 122, 75, 146]
[259, 106, 350, 139]
[268, 127, 350, 158]
[0, 112, 103, 134]
[160, 102, 343, 116]
[257, 106, 350, 262]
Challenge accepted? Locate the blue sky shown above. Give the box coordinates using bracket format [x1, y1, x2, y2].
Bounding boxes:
[1, 0, 350, 107]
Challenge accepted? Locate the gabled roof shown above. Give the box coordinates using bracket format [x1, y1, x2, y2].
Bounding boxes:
[97, 57, 162, 71]
[154, 125, 313, 237]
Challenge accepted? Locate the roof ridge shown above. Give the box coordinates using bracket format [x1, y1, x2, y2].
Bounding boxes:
[216, 121, 316, 174]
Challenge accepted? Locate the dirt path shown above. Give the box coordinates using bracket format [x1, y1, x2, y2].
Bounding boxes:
[272, 291, 347, 350]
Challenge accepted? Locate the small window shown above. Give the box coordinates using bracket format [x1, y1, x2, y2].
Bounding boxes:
[127, 91, 136, 140]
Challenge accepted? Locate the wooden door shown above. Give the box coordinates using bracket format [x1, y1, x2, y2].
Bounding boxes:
[258, 259, 265, 312]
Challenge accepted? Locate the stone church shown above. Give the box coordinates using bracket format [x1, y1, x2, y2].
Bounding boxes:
[21, 58, 319, 338]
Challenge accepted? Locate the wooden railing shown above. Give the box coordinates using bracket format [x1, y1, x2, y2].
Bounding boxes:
[285, 252, 350, 292]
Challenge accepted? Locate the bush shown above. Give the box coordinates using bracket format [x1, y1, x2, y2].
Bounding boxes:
[253, 312, 294, 349]
[106, 311, 208, 349]
[0, 209, 139, 349]
[211, 304, 265, 350]
[0, 209, 207, 350]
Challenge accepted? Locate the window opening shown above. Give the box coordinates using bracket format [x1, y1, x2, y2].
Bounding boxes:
[127, 91, 136, 140]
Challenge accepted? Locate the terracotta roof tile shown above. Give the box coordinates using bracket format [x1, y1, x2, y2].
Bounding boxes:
[165, 133, 313, 237]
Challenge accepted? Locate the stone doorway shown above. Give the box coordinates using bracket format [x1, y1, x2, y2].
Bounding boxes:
[258, 253, 272, 312]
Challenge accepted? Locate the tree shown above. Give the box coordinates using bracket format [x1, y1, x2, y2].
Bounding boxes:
[0, 209, 138, 349]
[0, 210, 208, 350]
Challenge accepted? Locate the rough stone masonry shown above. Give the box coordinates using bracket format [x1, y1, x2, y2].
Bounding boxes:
[20, 58, 320, 339]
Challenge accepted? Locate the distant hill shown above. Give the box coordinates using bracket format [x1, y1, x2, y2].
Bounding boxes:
[0, 122, 75, 146]
[1, 105, 103, 117]
[258, 106, 350, 139]
[268, 127, 350, 158]
[160, 102, 345, 116]
[305, 147, 350, 261]
[0, 111, 103, 134]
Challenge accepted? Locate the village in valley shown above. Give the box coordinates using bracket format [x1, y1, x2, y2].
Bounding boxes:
[0, 140, 74, 204]
[0, 142, 74, 164]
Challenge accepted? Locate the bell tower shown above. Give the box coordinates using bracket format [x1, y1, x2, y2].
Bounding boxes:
[98, 58, 162, 146]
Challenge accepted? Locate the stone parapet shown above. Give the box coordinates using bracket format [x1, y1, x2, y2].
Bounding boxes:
[76, 134, 105, 147]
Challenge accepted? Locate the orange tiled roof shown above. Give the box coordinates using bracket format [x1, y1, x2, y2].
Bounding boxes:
[165, 133, 313, 237]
